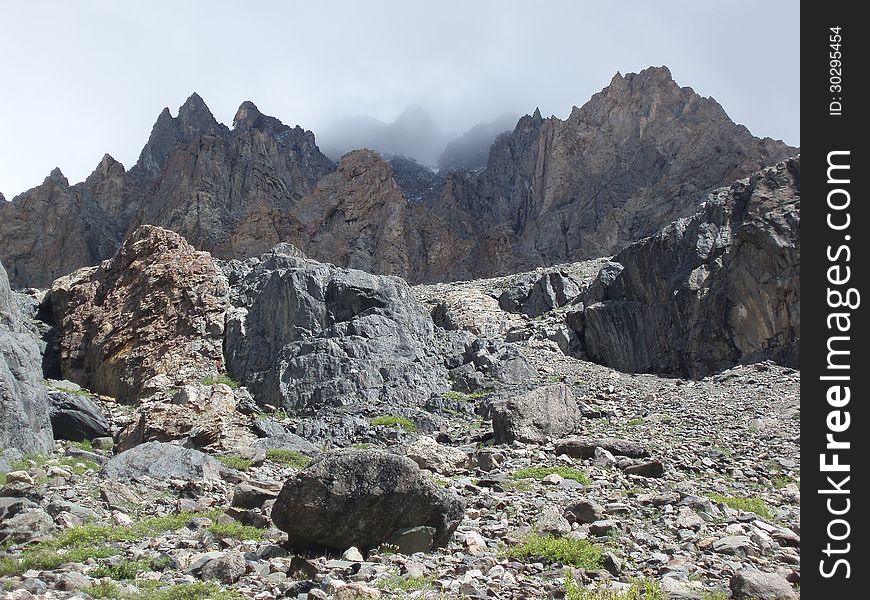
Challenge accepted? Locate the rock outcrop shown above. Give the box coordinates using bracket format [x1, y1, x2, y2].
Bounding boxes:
[0, 261, 53, 454]
[491, 384, 584, 444]
[272, 449, 465, 552]
[223, 244, 448, 412]
[574, 157, 799, 377]
[47, 225, 229, 402]
[0, 68, 796, 289]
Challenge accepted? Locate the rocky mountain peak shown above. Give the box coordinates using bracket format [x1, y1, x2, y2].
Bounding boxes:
[45, 167, 69, 187]
[89, 154, 126, 180]
[232, 100, 263, 130]
[176, 92, 223, 137]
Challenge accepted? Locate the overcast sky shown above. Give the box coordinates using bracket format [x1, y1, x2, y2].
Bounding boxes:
[0, 1, 799, 199]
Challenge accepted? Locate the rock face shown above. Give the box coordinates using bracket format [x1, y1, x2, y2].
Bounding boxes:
[271, 449, 465, 551]
[223, 245, 448, 412]
[47, 225, 229, 402]
[575, 157, 799, 377]
[491, 384, 583, 444]
[0, 68, 795, 289]
[0, 260, 53, 454]
[101, 441, 225, 481]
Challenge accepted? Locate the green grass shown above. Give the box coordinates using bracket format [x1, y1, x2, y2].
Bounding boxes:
[351, 443, 372, 450]
[84, 581, 244, 600]
[566, 575, 665, 599]
[72, 439, 95, 452]
[708, 494, 772, 519]
[208, 520, 267, 541]
[0, 510, 264, 576]
[89, 559, 161, 580]
[442, 389, 492, 402]
[511, 466, 590, 485]
[499, 480, 533, 493]
[369, 415, 417, 432]
[701, 592, 730, 600]
[772, 474, 800, 489]
[377, 571, 436, 592]
[215, 454, 253, 470]
[200, 374, 241, 388]
[502, 534, 603, 569]
[264, 448, 310, 469]
[627, 418, 644, 427]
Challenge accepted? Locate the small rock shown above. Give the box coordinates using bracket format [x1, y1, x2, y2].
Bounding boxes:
[342, 546, 364, 562]
[4, 471, 32, 485]
[388, 525, 436, 554]
[564, 499, 605, 524]
[622, 460, 664, 478]
[201, 551, 247, 584]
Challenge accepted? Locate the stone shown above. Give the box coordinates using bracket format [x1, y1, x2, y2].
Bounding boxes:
[56, 571, 92, 591]
[554, 437, 649, 459]
[712, 535, 756, 558]
[675, 507, 705, 531]
[622, 460, 665, 478]
[223, 246, 448, 413]
[272, 449, 464, 551]
[491, 384, 582, 444]
[48, 225, 229, 402]
[101, 441, 226, 481]
[0, 261, 53, 455]
[333, 583, 381, 599]
[535, 506, 571, 536]
[0, 509, 56, 544]
[388, 526, 437, 554]
[405, 436, 469, 475]
[92, 436, 114, 450]
[3, 471, 32, 485]
[200, 551, 247, 584]
[47, 390, 110, 441]
[474, 449, 505, 472]
[251, 432, 318, 455]
[342, 546, 364, 562]
[564, 499, 605, 524]
[730, 567, 798, 600]
[232, 482, 280, 510]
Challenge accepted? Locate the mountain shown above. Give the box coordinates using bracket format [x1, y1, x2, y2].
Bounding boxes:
[437, 113, 518, 172]
[0, 67, 797, 289]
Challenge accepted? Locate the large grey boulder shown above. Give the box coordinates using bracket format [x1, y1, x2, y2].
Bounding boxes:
[224, 247, 448, 412]
[491, 384, 583, 444]
[101, 441, 225, 481]
[47, 390, 110, 442]
[271, 449, 465, 552]
[576, 158, 799, 378]
[0, 261, 53, 455]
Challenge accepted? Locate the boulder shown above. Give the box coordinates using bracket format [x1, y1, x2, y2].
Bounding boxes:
[224, 246, 448, 412]
[47, 390, 110, 441]
[554, 437, 649, 459]
[101, 441, 225, 481]
[251, 432, 319, 456]
[730, 567, 798, 600]
[405, 436, 469, 475]
[271, 449, 465, 551]
[522, 271, 583, 317]
[577, 158, 799, 377]
[48, 225, 229, 402]
[491, 384, 582, 444]
[0, 261, 53, 455]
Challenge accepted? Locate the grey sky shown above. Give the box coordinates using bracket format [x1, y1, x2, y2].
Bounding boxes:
[0, 1, 799, 199]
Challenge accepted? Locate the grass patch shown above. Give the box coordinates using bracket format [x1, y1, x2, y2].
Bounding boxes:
[442, 389, 492, 402]
[0, 511, 223, 576]
[772, 474, 799, 489]
[200, 374, 241, 389]
[499, 480, 533, 493]
[708, 494, 772, 519]
[208, 520, 266, 540]
[511, 466, 590, 485]
[701, 592, 730, 600]
[265, 448, 310, 469]
[89, 559, 160, 580]
[215, 454, 253, 471]
[377, 571, 436, 592]
[84, 581, 244, 600]
[566, 575, 665, 599]
[351, 442, 372, 450]
[72, 439, 95, 452]
[369, 415, 417, 432]
[502, 534, 603, 569]
[627, 418, 644, 427]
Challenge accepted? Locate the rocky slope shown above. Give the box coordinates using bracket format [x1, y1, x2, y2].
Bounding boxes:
[0, 67, 795, 289]
[0, 150, 801, 598]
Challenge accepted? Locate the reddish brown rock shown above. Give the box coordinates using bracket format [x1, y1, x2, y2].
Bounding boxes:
[48, 225, 229, 402]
